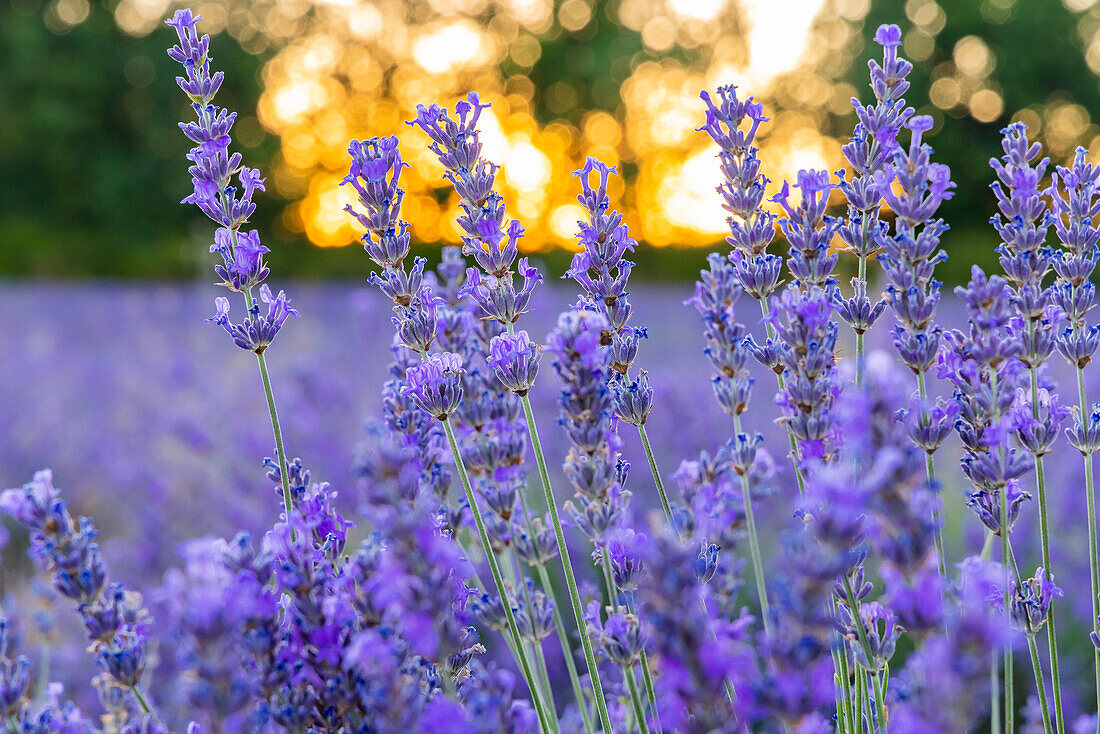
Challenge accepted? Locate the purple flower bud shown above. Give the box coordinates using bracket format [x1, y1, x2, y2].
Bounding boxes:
[402, 352, 465, 420]
[585, 600, 647, 667]
[1009, 567, 1062, 635]
[487, 330, 541, 396]
[1067, 403, 1100, 455]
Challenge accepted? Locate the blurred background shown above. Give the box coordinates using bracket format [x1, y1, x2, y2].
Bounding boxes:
[6, 0, 1100, 283]
[9, 0, 1100, 716]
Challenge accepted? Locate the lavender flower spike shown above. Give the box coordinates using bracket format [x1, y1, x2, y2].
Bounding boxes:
[1, 471, 157, 717]
[167, 9, 296, 531]
[1053, 143, 1100, 724]
[990, 121, 1066, 731]
[836, 23, 911, 385]
[413, 95, 616, 734]
[564, 156, 670, 530]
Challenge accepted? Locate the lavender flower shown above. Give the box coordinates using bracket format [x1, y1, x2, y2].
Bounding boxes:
[168, 8, 297, 530]
[487, 331, 541, 397]
[402, 352, 466, 420]
[1, 471, 155, 714]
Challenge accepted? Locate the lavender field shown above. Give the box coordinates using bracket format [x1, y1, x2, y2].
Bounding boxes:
[4, 279, 1100, 730]
[7, 7, 1100, 734]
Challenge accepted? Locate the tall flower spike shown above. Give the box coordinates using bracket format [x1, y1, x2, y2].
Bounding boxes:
[414, 95, 618, 734]
[988, 121, 1070, 731]
[837, 23, 912, 385]
[941, 265, 1033, 733]
[698, 85, 782, 301]
[1052, 142, 1100, 723]
[167, 10, 297, 527]
[1, 471, 156, 715]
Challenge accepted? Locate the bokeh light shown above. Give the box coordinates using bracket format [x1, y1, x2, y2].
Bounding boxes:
[49, 0, 1100, 256]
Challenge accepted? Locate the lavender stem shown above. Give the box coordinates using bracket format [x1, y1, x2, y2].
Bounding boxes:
[1030, 365, 1064, 734]
[441, 417, 555, 733]
[518, 394, 615, 734]
[624, 665, 651, 734]
[1077, 364, 1100, 728]
[842, 575, 887, 731]
[536, 563, 595, 734]
[1026, 633, 1054, 734]
[636, 425, 672, 520]
[732, 412, 772, 634]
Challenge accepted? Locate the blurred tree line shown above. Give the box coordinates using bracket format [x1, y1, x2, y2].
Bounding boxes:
[0, 0, 1096, 281]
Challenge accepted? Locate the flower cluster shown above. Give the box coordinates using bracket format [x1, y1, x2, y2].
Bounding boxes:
[0, 471, 154, 711]
[563, 158, 652, 426]
[408, 93, 542, 327]
[13, 13, 1100, 734]
[549, 310, 632, 546]
[167, 9, 296, 351]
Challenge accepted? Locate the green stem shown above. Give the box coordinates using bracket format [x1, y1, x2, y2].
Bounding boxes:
[992, 368, 1013, 734]
[519, 395, 615, 734]
[637, 424, 673, 520]
[842, 575, 887, 732]
[242, 282, 293, 533]
[831, 614, 855, 734]
[1029, 366, 1064, 734]
[132, 684, 156, 718]
[1077, 365, 1100, 732]
[624, 665, 652, 734]
[991, 650, 1001, 734]
[534, 640, 560, 734]
[1027, 633, 1054, 734]
[916, 370, 948, 580]
[854, 668, 865, 734]
[254, 351, 295, 535]
[732, 413, 772, 636]
[441, 418, 554, 733]
[536, 563, 595, 734]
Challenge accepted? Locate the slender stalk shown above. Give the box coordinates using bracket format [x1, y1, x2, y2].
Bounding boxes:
[511, 547, 559, 733]
[441, 418, 554, 733]
[1027, 633, 1054, 734]
[991, 650, 1001, 734]
[239, 284, 294, 531]
[993, 368, 1014, 734]
[854, 668, 865, 734]
[835, 630, 856, 734]
[732, 412, 772, 635]
[624, 666, 652, 734]
[637, 425, 673, 520]
[254, 353, 294, 531]
[834, 671, 849, 734]
[534, 641, 560, 734]
[1029, 365, 1064, 734]
[536, 563, 595, 734]
[519, 395, 615, 734]
[1076, 365, 1100, 731]
[916, 371, 947, 580]
[132, 684, 156, 718]
[842, 575, 887, 732]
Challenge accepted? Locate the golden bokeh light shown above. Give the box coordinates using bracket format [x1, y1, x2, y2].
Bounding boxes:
[94, 0, 1096, 252]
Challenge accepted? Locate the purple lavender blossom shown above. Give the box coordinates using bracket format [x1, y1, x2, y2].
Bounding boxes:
[1, 471, 155, 713]
[402, 352, 466, 420]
